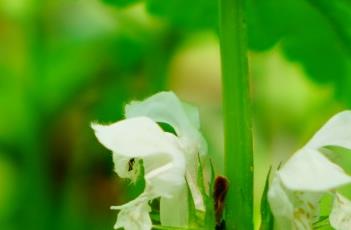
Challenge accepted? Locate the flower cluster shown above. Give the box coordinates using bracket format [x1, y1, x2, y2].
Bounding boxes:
[92, 92, 207, 230]
[268, 111, 351, 230]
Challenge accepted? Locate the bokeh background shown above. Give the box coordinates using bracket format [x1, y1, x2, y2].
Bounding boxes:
[0, 0, 350, 229]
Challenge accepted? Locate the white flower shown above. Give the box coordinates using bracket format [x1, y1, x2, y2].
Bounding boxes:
[268, 111, 351, 230]
[91, 92, 207, 230]
[125, 91, 208, 213]
[92, 116, 187, 230]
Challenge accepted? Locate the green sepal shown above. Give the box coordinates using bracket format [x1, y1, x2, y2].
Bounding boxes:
[313, 215, 332, 230]
[259, 167, 274, 230]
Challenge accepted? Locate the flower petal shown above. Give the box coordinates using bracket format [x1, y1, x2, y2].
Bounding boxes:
[124, 91, 207, 155]
[305, 111, 351, 150]
[330, 193, 351, 230]
[268, 177, 294, 230]
[91, 117, 173, 158]
[142, 132, 186, 197]
[185, 153, 205, 211]
[278, 148, 351, 191]
[160, 184, 189, 228]
[268, 177, 322, 230]
[112, 199, 152, 230]
[92, 117, 186, 195]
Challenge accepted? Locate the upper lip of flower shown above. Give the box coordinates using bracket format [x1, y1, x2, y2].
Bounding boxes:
[91, 116, 186, 190]
[277, 148, 351, 192]
[125, 91, 208, 156]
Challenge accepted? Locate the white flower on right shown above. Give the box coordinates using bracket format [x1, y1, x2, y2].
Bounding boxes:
[268, 111, 351, 230]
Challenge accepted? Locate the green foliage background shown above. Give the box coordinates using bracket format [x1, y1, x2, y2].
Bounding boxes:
[0, 0, 350, 229]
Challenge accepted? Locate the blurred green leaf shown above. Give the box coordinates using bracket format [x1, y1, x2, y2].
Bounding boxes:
[308, 0, 351, 54]
[101, 0, 218, 30]
[102, 0, 142, 7]
[146, 0, 218, 31]
[247, 0, 351, 105]
[129, 0, 351, 106]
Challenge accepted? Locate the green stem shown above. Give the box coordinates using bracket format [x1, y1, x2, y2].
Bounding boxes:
[218, 0, 254, 229]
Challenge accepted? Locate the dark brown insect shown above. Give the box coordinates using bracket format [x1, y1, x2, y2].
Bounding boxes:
[214, 176, 229, 230]
[128, 158, 135, 171]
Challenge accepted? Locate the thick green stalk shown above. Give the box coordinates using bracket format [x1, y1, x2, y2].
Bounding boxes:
[218, 0, 253, 229]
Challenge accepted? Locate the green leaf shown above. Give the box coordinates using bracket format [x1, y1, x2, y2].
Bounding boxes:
[146, 0, 218, 31]
[259, 167, 274, 230]
[308, 0, 351, 54]
[246, 0, 347, 82]
[101, 0, 142, 7]
[246, 0, 351, 106]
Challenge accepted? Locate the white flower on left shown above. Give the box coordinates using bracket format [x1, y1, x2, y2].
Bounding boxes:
[124, 91, 208, 215]
[92, 116, 186, 230]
